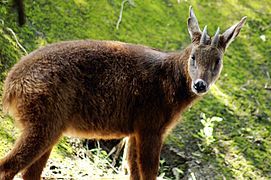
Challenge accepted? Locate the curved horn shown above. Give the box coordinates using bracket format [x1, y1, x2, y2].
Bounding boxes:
[200, 25, 208, 45]
[211, 27, 220, 47]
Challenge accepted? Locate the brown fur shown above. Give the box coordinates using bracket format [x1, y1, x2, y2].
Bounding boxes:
[0, 7, 246, 180]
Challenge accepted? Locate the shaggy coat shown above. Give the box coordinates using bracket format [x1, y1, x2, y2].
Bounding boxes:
[2, 40, 196, 179]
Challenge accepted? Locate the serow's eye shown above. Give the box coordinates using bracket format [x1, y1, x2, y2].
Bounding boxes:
[191, 55, 196, 66]
[213, 58, 220, 70]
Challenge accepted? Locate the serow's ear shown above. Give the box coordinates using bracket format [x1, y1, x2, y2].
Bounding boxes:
[187, 6, 201, 39]
[221, 16, 247, 49]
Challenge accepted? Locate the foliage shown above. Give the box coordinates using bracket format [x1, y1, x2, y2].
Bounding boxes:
[41, 139, 124, 179]
[0, 0, 270, 179]
[195, 113, 223, 148]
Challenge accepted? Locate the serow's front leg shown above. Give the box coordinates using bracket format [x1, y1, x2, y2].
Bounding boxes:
[136, 131, 162, 180]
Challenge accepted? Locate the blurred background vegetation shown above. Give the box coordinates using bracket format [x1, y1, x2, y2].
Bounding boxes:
[0, 0, 270, 179]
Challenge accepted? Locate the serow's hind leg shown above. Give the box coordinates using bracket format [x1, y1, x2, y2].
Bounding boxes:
[0, 124, 61, 180]
[22, 148, 53, 180]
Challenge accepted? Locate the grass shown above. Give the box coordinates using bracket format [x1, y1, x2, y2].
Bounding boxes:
[0, 0, 270, 179]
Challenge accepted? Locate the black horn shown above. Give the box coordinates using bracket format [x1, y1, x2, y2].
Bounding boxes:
[211, 27, 220, 47]
[200, 25, 208, 45]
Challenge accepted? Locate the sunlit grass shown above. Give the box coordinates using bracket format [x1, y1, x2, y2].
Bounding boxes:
[219, 139, 266, 179]
[73, 0, 88, 7]
[211, 84, 237, 110]
[210, 84, 250, 117]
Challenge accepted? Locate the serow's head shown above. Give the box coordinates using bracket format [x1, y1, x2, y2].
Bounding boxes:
[187, 6, 246, 96]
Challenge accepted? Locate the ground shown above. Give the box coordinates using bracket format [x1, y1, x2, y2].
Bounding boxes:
[0, 0, 270, 179]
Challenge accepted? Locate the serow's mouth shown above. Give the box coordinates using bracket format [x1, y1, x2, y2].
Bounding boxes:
[192, 86, 208, 96]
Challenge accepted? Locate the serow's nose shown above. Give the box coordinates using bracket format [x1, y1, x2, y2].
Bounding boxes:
[193, 80, 207, 93]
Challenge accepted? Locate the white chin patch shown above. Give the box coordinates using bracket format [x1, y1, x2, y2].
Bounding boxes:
[192, 88, 207, 96]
